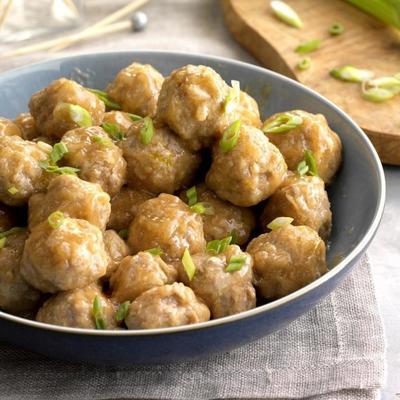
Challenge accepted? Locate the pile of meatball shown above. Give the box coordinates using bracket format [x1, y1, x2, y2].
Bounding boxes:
[0, 62, 342, 330]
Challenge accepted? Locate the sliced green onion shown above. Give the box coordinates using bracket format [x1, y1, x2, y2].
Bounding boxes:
[92, 295, 106, 330]
[224, 80, 240, 113]
[101, 122, 125, 141]
[296, 57, 311, 71]
[140, 116, 154, 145]
[329, 23, 345, 36]
[297, 160, 309, 176]
[145, 247, 163, 256]
[47, 211, 65, 229]
[127, 113, 143, 121]
[0, 227, 24, 239]
[262, 112, 303, 134]
[225, 254, 247, 273]
[206, 236, 232, 255]
[0, 237, 6, 250]
[365, 77, 400, 94]
[182, 248, 196, 281]
[186, 186, 197, 207]
[190, 202, 214, 215]
[92, 135, 113, 147]
[115, 301, 130, 322]
[39, 161, 80, 176]
[49, 142, 68, 165]
[118, 229, 128, 239]
[270, 0, 303, 28]
[7, 186, 18, 195]
[330, 65, 374, 82]
[362, 87, 394, 102]
[304, 149, 318, 176]
[219, 120, 241, 152]
[230, 229, 238, 245]
[267, 216, 294, 230]
[62, 103, 92, 128]
[87, 88, 121, 110]
[295, 39, 321, 54]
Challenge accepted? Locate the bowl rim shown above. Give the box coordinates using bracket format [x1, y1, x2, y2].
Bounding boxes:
[0, 50, 386, 336]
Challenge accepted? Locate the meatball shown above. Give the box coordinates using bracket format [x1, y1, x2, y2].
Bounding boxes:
[0, 229, 41, 314]
[128, 194, 206, 261]
[28, 174, 111, 231]
[102, 111, 134, 135]
[236, 91, 262, 128]
[178, 245, 255, 318]
[180, 184, 255, 245]
[36, 284, 117, 329]
[157, 65, 230, 151]
[110, 252, 177, 302]
[121, 121, 200, 194]
[107, 63, 164, 117]
[125, 282, 210, 329]
[0, 117, 22, 137]
[61, 126, 127, 196]
[0, 136, 52, 206]
[13, 113, 39, 141]
[263, 110, 342, 184]
[21, 217, 108, 293]
[29, 78, 105, 139]
[108, 187, 154, 232]
[261, 172, 332, 240]
[0, 203, 17, 232]
[103, 230, 130, 278]
[247, 224, 327, 300]
[206, 124, 287, 207]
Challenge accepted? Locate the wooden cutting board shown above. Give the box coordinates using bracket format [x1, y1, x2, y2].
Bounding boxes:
[222, 0, 400, 165]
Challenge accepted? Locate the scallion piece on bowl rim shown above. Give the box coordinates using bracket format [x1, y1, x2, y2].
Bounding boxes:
[140, 116, 154, 145]
[330, 65, 374, 82]
[270, 0, 303, 29]
[47, 211, 65, 229]
[219, 119, 241, 152]
[267, 216, 294, 230]
[92, 295, 106, 330]
[225, 254, 247, 273]
[182, 248, 196, 281]
[295, 39, 321, 54]
[262, 112, 303, 134]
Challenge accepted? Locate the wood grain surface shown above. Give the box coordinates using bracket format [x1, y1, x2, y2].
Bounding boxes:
[222, 0, 400, 165]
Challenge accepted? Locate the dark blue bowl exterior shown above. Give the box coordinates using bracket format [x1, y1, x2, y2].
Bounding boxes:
[0, 52, 384, 365]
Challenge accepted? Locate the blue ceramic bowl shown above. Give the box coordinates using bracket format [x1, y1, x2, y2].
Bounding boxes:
[0, 51, 385, 365]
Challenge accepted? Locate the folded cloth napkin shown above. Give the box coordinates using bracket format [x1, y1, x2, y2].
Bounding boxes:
[0, 256, 385, 400]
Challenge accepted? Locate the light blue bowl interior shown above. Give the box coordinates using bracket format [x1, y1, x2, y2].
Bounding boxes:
[0, 51, 384, 267]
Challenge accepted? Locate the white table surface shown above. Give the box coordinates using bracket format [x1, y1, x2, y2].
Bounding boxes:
[1, 1, 399, 398]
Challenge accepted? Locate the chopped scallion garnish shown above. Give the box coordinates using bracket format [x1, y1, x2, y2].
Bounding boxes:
[206, 236, 232, 255]
[92, 135, 113, 147]
[92, 295, 106, 330]
[262, 112, 303, 134]
[225, 254, 247, 273]
[295, 39, 321, 54]
[101, 122, 125, 141]
[224, 80, 240, 113]
[186, 186, 197, 207]
[182, 248, 196, 281]
[62, 103, 92, 128]
[219, 120, 241, 152]
[115, 301, 130, 323]
[329, 23, 345, 36]
[145, 247, 163, 256]
[270, 1, 303, 28]
[364, 77, 400, 95]
[296, 57, 311, 71]
[330, 65, 374, 82]
[362, 86, 394, 102]
[47, 211, 65, 229]
[118, 229, 128, 239]
[7, 186, 18, 195]
[128, 113, 143, 121]
[230, 229, 238, 245]
[297, 160, 309, 176]
[0, 227, 24, 240]
[190, 202, 214, 215]
[267, 216, 294, 230]
[140, 116, 154, 145]
[50, 142, 69, 165]
[87, 88, 121, 110]
[304, 149, 318, 176]
[39, 161, 80, 176]
[0, 237, 6, 250]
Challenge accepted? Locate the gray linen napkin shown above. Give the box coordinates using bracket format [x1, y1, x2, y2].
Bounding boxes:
[0, 256, 385, 400]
